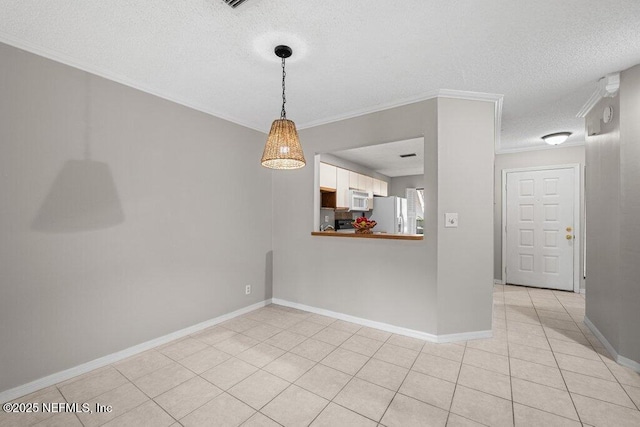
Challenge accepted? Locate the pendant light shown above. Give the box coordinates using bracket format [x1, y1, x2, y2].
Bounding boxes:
[261, 45, 306, 170]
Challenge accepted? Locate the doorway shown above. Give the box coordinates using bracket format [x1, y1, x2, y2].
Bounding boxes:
[502, 165, 580, 292]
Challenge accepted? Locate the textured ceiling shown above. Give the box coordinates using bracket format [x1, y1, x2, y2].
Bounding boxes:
[1, 0, 640, 152]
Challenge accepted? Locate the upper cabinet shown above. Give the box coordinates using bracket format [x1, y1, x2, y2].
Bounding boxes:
[362, 175, 373, 197]
[380, 180, 388, 197]
[336, 167, 350, 209]
[373, 178, 388, 197]
[319, 162, 337, 190]
[349, 171, 361, 190]
[373, 179, 381, 196]
[321, 161, 388, 206]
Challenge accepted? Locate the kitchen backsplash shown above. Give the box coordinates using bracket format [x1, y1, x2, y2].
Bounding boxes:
[334, 211, 353, 220]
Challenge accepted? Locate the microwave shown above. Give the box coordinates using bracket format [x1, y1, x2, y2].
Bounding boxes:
[348, 190, 370, 211]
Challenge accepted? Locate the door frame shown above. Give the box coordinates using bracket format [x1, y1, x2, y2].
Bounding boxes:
[501, 164, 581, 293]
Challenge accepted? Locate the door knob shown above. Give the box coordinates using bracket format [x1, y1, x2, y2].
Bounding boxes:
[566, 226, 572, 232]
[566, 234, 574, 240]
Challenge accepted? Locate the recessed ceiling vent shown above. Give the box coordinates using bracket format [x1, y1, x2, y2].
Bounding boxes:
[399, 153, 417, 158]
[224, 0, 249, 8]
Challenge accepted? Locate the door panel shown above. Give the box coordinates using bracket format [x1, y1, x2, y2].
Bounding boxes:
[506, 168, 575, 290]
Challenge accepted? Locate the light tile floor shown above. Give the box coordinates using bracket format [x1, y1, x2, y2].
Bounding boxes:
[2, 285, 640, 426]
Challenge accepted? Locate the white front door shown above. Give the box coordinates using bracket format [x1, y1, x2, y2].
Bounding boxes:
[505, 167, 576, 291]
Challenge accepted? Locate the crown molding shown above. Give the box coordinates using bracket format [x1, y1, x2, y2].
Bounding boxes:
[576, 73, 620, 118]
[1, 34, 505, 146]
[298, 89, 503, 130]
[296, 90, 440, 130]
[0, 33, 265, 133]
[436, 89, 504, 103]
[298, 89, 504, 152]
[495, 97, 504, 154]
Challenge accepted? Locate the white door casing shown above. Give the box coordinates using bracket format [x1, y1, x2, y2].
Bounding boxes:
[503, 165, 580, 291]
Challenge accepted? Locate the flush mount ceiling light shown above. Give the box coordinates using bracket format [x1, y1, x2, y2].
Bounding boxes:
[223, 0, 249, 8]
[261, 45, 306, 170]
[542, 132, 572, 146]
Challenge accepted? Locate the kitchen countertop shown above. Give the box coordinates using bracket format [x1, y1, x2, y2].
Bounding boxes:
[311, 231, 423, 240]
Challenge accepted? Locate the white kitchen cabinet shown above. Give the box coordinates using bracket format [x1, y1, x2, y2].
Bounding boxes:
[349, 171, 361, 190]
[380, 180, 388, 196]
[373, 179, 382, 196]
[357, 174, 365, 191]
[362, 176, 374, 208]
[362, 175, 374, 197]
[319, 162, 337, 190]
[336, 167, 350, 208]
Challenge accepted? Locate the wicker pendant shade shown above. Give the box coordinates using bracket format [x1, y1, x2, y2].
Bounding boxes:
[261, 45, 306, 170]
[261, 118, 306, 169]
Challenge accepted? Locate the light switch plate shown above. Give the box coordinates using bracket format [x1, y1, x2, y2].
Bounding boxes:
[445, 213, 458, 228]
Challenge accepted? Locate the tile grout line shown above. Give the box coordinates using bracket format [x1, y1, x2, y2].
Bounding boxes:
[136, 306, 309, 425]
[445, 332, 474, 426]
[228, 309, 325, 424]
[224, 311, 406, 426]
[232, 317, 399, 424]
[116, 376, 179, 426]
[498, 288, 639, 421]
[376, 335, 427, 425]
[305, 330, 394, 426]
[505, 287, 516, 427]
[594, 342, 640, 412]
[56, 383, 86, 427]
[554, 292, 640, 412]
[505, 286, 621, 422]
[59, 365, 161, 427]
[529, 287, 584, 424]
[189, 307, 315, 425]
[29, 289, 639, 426]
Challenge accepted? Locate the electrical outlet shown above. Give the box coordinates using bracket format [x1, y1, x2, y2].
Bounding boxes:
[245, 285, 251, 295]
[445, 213, 458, 228]
[324, 215, 329, 222]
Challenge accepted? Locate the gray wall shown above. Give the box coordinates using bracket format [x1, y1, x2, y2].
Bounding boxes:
[0, 42, 273, 393]
[585, 89, 622, 353]
[273, 101, 439, 333]
[585, 63, 640, 365]
[389, 174, 424, 198]
[272, 97, 495, 336]
[618, 65, 640, 363]
[494, 146, 586, 288]
[436, 98, 495, 334]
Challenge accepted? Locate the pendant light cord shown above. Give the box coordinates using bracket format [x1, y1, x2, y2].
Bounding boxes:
[280, 57, 287, 119]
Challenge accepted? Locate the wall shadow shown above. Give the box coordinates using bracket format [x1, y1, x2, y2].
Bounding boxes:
[31, 159, 124, 233]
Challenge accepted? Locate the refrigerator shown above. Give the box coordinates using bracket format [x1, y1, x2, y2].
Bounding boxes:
[370, 196, 408, 234]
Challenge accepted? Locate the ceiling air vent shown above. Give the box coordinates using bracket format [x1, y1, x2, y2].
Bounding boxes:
[399, 153, 417, 158]
[224, 0, 249, 8]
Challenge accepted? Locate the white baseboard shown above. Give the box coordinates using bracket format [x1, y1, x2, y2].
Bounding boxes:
[271, 298, 492, 344]
[0, 299, 271, 404]
[579, 288, 586, 295]
[583, 316, 640, 373]
[437, 330, 493, 343]
[494, 279, 505, 285]
[618, 354, 640, 373]
[583, 316, 618, 360]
